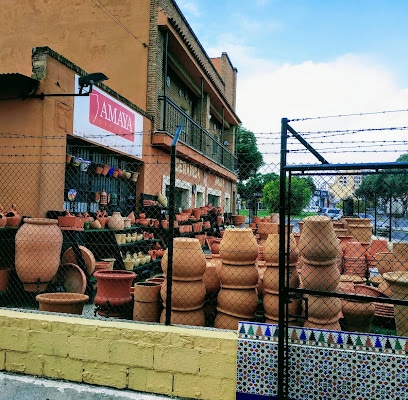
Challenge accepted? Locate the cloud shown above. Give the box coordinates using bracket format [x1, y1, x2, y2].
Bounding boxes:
[176, 0, 201, 17]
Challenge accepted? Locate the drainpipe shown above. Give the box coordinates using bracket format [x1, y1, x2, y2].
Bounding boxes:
[162, 31, 169, 132]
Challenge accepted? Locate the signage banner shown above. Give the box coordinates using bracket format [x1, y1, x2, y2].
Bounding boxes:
[73, 75, 143, 158]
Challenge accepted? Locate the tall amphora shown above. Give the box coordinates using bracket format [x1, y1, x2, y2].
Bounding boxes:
[15, 218, 63, 292]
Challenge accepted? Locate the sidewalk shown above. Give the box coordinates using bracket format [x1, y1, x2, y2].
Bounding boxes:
[0, 372, 182, 400]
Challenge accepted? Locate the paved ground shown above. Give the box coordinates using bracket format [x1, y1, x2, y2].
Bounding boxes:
[0, 372, 182, 400]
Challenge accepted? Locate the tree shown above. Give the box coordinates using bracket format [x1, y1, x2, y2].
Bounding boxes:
[262, 177, 312, 215]
[235, 126, 264, 181]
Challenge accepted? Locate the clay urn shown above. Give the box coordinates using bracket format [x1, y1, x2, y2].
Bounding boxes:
[219, 228, 259, 265]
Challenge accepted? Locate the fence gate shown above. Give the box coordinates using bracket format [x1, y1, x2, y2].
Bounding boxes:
[276, 118, 408, 399]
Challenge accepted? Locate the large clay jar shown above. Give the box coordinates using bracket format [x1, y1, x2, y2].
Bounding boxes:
[15, 218, 63, 292]
[217, 287, 258, 316]
[218, 264, 259, 288]
[160, 279, 206, 310]
[263, 264, 299, 292]
[298, 216, 339, 261]
[341, 299, 375, 333]
[161, 238, 206, 280]
[108, 212, 124, 230]
[306, 294, 341, 324]
[133, 282, 162, 322]
[263, 233, 299, 264]
[383, 271, 408, 337]
[160, 307, 205, 326]
[214, 308, 252, 330]
[263, 291, 300, 320]
[203, 263, 221, 293]
[94, 270, 136, 306]
[219, 228, 259, 265]
[300, 258, 340, 292]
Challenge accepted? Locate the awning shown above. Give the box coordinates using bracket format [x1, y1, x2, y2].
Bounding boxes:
[0, 73, 39, 100]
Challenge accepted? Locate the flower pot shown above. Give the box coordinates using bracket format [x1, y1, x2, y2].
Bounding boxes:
[341, 299, 375, 333]
[218, 264, 259, 288]
[347, 223, 373, 243]
[383, 271, 408, 337]
[374, 252, 397, 275]
[94, 270, 136, 306]
[214, 308, 253, 330]
[161, 238, 206, 280]
[219, 228, 258, 265]
[15, 218, 63, 292]
[61, 245, 96, 276]
[298, 216, 340, 261]
[52, 263, 87, 294]
[257, 222, 279, 241]
[133, 282, 162, 322]
[263, 292, 300, 319]
[263, 264, 299, 292]
[305, 294, 341, 324]
[300, 257, 339, 291]
[36, 292, 89, 314]
[203, 264, 221, 293]
[101, 164, 111, 176]
[262, 233, 299, 264]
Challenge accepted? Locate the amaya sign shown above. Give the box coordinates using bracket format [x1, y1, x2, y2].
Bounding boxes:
[73, 75, 143, 158]
[89, 90, 135, 142]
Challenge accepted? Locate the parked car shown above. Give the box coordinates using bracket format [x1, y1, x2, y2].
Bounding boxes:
[318, 207, 343, 220]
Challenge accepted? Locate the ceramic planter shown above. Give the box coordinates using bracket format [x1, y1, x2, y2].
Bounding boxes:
[15, 218, 63, 292]
[36, 292, 89, 314]
[94, 270, 136, 306]
[160, 279, 206, 310]
[160, 307, 205, 326]
[133, 282, 162, 323]
[216, 287, 258, 317]
[219, 228, 259, 265]
[218, 264, 259, 288]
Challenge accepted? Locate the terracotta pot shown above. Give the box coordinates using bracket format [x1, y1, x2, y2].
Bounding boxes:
[344, 240, 366, 259]
[160, 307, 205, 326]
[94, 270, 136, 306]
[343, 256, 367, 277]
[341, 299, 375, 333]
[36, 292, 89, 314]
[15, 218, 63, 292]
[160, 279, 206, 310]
[0, 216, 7, 228]
[306, 294, 342, 324]
[347, 223, 373, 243]
[0, 268, 11, 292]
[217, 287, 258, 317]
[263, 264, 299, 292]
[374, 252, 397, 275]
[219, 228, 259, 265]
[192, 208, 201, 220]
[52, 263, 87, 294]
[61, 245, 96, 275]
[95, 165, 103, 174]
[257, 222, 279, 241]
[218, 264, 259, 288]
[6, 214, 22, 227]
[383, 271, 408, 337]
[300, 257, 340, 292]
[214, 308, 253, 330]
[94, 261, 112, 271]
[108, 212, 124, 230]
[262, 233, 299, 264]
[161, 238, 206, 281]
[203, 264, 221, 293]
[133, 282, 162, 322]
[232, 215, 246, 227]
[392, 242, 408, 263]
[368, 239, 389, 256]
[303, 319, 341, 331]
[298, 216, 339, 261]
[262, 292, 300, 319]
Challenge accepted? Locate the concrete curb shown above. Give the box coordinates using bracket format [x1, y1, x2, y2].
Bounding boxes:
[0, 372, 181, 400]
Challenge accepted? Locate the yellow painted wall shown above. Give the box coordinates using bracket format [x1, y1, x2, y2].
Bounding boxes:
[0, 309, 238, 399]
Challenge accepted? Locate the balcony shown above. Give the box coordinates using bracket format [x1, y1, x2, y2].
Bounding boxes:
[153, 96, 237, 178]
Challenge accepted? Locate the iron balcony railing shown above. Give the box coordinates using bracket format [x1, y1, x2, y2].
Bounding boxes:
[158, 96, 237, 173]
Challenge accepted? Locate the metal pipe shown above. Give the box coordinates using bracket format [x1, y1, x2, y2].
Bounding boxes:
[162, 31, 169, 132]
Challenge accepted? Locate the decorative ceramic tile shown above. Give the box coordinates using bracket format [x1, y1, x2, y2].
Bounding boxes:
[237, 322, 408, 400]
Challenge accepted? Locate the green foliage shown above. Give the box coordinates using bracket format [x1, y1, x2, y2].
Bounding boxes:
[236, 126, 264, 181]
[262, 177, 312, 215]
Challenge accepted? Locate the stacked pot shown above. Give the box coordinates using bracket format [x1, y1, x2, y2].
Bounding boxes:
[261, 232, 300, 324]
[298, 216, 342, 330]
[160, 238, 206, 326]
[214, 228, 260, 330]
[133, 281, 162, 322]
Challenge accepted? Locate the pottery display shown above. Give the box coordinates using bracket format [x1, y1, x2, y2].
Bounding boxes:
[36, 292, 89, 315]
[232, 215, 246, 227]
[15, 218, 63, 292]
[219, 228, 259, 265]
[257, 222, 279, 241]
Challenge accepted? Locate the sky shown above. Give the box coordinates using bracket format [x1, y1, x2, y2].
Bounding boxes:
[176, 0, 408, 165]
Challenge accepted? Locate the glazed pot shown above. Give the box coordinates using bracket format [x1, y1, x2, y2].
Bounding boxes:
[15, 218, 63, 292]
[160, 307, 205, 326]
[108, 212, 124, 230]
[36, 292, 89, 315]
[219, 228, 259, 265]
[217, 287, 258, 317]
[161, 238, 206, 280]
[94, 270, 136, 306]
[161, 278, 206, 310]
[298, 216, 340, 261]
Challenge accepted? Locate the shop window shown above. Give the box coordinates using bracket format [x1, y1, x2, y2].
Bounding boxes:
[208, 193, 220, 207]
